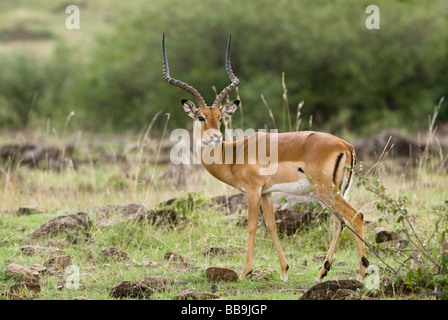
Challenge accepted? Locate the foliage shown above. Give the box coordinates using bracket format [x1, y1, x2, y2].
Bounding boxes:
[356, 170, 448, 299]
[0, 0, 447, 133]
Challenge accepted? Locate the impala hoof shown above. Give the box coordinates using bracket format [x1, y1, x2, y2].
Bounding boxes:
[239, 269, 252, 280]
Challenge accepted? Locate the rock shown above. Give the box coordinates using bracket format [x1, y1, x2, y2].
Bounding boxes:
[202, 247, 229, 257]
[134, 208, 183, 227]
[17, 206, 45, 216]
[0, 141, 63, 167]
[215, 193, 329, 235]
[299, 280, 364, 300]
[211, 193, 248, 215]
[381, 276, 416, 297]
[378, 239, 410, 251]
[353, 129, 427, 163]
[375, 227, 401, 243]
[9, 282, 41, 298]
[66, 230, 93, 245]
[19, 245, 46, 255]
[6, 264, 40, 283]
[140, 260, 159, 267]
[44, 255, 72, 270]
[19, 245, 64, 256]
[1, 292, 25, 300]
[26, 212, 91, 242]
[109, 281, 154, 299]
[100, 247, 129, 260]
[139, 276, 174, 292]
[164, 252, 187, 262]
[206, 267, 238, 282]
[363, 216, 381, 229]
[160, 164, 196, 187]
[175, 287, 220, 300]
[211, 284, 219, 293]
[271, 201, 329, 236]
[95, 203, 184, 228]
[98, 203, 148, 217]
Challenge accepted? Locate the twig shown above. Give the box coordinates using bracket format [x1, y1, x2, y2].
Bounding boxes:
[331, 210, 398, 274]
[260, 94, 277, 129]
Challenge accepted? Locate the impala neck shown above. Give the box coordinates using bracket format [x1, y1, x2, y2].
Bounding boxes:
[192, 121, 235, 187]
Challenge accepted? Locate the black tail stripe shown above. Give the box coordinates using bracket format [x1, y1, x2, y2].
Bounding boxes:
[333, 153, 344, 187]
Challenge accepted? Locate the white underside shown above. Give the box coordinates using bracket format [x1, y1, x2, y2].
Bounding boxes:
[262, 179, 312, 195]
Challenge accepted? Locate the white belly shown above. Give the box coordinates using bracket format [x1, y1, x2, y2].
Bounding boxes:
[262, 179, 312, 195]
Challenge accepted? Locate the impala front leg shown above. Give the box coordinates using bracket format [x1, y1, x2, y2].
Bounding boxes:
[240, 188, 261, 280]
[261, 193, 289, 281]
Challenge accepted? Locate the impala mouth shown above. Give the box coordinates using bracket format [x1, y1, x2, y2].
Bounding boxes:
[202, 133, 223, 147]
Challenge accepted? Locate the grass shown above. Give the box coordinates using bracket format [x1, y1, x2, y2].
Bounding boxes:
[0, 0, 446, 301]
[0, 125, 446, 300]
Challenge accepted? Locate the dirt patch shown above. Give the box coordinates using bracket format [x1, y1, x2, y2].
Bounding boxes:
[109, 281, 154, 299]
[0, 27, 53, 42]
[274, 203, 329, 236]
[100, 247, 129, 261]
[6, 263, 40, 283]
[175, 287, 220, 300]
[139, 276, 175, 292]
[0, 141, 74, 170]
[19, 245, 64, 256]
[26, 212, 91, 243]
[44, 255, 72, 270]
[353, 129, 448, 164]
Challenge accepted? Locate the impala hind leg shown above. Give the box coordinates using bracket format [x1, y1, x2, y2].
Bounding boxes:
[239, 188, 261, 280]
[316, 190, 368, 281]
[316, 214, 344, 280]
[261, 193, 289, 281]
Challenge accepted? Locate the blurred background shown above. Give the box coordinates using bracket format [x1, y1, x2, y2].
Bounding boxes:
[0, 0, 447, 136]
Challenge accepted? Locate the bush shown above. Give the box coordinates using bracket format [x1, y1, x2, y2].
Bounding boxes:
[0, 45, 79, 130]
[1, 0, 447, 134]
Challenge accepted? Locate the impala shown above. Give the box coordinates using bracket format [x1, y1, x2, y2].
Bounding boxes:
[162, 33, 369, 282]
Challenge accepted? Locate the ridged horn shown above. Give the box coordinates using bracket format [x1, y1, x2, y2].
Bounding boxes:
[212, 34, 240, 108]
[162, 32, 207, 108]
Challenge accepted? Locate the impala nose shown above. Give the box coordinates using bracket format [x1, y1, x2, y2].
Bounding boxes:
[212, 133, 223, 142]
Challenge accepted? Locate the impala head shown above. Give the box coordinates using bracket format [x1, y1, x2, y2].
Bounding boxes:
[162, 33, 240, 144]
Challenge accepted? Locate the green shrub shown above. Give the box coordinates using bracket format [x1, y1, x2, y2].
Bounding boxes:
[1, 0, 447, 134]
[71, 0, 447, 133]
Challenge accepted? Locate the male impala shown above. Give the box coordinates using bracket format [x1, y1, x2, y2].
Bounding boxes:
[162, 33, 369, 282]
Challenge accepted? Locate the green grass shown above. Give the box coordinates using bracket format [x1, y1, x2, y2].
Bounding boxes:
[0, 129, 446, 300]
[0, 0, 446, 300]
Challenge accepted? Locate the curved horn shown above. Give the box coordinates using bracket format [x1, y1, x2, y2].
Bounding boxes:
[212, 34, 240, 108]
[162, 33, 207, 108]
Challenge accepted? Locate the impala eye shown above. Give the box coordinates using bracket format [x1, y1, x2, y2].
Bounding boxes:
[198, 116, 205, 122]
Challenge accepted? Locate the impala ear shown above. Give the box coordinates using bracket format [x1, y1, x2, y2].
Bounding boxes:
[219, 100, 240, 118]
[181, 99, 197, 119]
